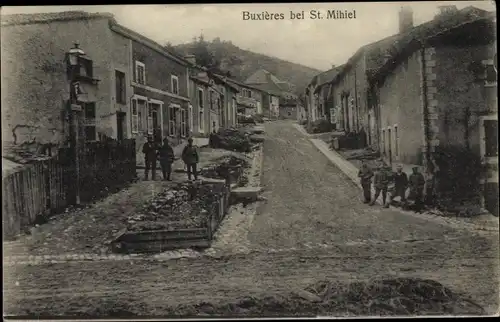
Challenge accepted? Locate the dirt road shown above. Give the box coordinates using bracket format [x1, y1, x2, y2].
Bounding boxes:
[3, 121, 499, 317]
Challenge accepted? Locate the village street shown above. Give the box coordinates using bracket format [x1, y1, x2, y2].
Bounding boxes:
[4, 121, 499, 317]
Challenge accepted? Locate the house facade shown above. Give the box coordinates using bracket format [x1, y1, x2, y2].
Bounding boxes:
[371, 7, 497, 214]
[245, 69, 297, 118]
[228, 80, 264, 117]
[1, 11, 196, 165]
[187, 63, 215, 137]
[305, 65, 343, 124]
[1, 12, 122, 155]
[108, 23, 192, 165]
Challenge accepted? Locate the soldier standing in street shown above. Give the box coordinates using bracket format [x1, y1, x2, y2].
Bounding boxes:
[370, 162, 390, 207]
[182, 138, 199, 181]
[158, 138, 175, 181]
[358, 161, 374, 204]
[389, 164, 408, 206]
[142, 136, 158, 181]
[409, 166, 426, 212]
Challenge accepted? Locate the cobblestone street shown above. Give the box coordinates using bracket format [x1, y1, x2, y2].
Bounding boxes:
[3, 121, 499, 316]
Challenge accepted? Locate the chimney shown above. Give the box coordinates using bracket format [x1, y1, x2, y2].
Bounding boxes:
[184, 54, 196, 65]
[398, 6, 414, 34]
[331, 64, 336, 69]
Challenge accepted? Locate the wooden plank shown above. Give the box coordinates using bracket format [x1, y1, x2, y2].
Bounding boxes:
[115, 238, 211, 254]
[24, 167, 33, 223]
[2, 175, 14, 238]
[119, 228, 209, 243]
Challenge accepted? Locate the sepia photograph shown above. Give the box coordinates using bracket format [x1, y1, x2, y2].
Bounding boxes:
[1, 1, 498, 319]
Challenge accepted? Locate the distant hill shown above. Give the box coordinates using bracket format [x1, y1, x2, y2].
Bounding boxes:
[172, 39, 321, 94]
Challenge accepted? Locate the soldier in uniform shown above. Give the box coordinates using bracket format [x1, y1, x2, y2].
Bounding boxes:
[357, 161, 374, 204]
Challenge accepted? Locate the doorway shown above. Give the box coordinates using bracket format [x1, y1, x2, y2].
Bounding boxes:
[116, 112, 125, 141]
[150, 103, 161, 142]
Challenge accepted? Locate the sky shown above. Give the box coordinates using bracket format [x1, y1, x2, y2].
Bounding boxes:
[1, 1, 496, 71]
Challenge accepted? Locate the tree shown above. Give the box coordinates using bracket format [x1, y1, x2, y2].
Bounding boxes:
[191, 34, 218, 68]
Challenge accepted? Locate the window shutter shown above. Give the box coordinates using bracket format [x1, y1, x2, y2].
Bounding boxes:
[147, 102, 153, 135]
[131, 99, 139, 134]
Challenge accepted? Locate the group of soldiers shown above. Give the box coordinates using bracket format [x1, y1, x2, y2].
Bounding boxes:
[142, 136, 200, 181]
[358, 160, 426, 211]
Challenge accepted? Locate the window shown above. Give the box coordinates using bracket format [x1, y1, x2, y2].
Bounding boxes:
[198, 88, 204, 109]
[394, 125, 399, 157]
[78, 57, 93, 78]
[136, 99, 147, 132]
[381, 129, 386, 154]
[169, 105, 177, 136]
[209, 90, 214, 110]
[83, 102, 96, 141]
[131, 99, 139, 133]
[171, 75, 179, 95]
[199, 109, 204, 132]
[247, 89, 252, 98]
[115, 70, 126, 104]
[189, 104, 193, 134]
[147, 102, 153, 135]
[135, 61, 146, 85]
[484, 120, 498, 157]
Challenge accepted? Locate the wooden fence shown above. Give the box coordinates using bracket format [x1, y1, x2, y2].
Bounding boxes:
[3, 156, 67, 239]
[2, 138, 136, 240]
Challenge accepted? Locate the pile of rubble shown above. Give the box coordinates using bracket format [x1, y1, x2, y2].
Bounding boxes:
[200, 155, 250, 185]
[209, 128, 253, 153]
[126, 181, 226, 232]
[164, 278, 485, 317]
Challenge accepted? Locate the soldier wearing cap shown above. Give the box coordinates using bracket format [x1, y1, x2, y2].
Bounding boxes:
[142, 135, 158, 181]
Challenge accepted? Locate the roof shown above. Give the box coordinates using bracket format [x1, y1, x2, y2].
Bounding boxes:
[109, 21, 190, 67]
[212, 74, 240, 92]
[245, 69, 282, 84]
[332, 6, 493, 84]
[1, 11, 114, 26]
[373, 15, 496, 83]
[245, 69, 297, 95]
[226, 77, 271, 94]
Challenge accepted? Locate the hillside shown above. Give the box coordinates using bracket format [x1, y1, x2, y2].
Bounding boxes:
[172, 39, 321, 94]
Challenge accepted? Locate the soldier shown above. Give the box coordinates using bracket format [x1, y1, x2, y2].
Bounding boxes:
[389, 164, 408, 206]
[357, 161, 374, 204]
[370, 162, 390, 207]
[158, 138, 175, 181]
[409, 166, 426, 212]
[182, 138, 199, 181]
[142, 136, 158, 181]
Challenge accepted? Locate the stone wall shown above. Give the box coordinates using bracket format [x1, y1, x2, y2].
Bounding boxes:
[1, 17, 114, 150]
[378, 50, 424, 165]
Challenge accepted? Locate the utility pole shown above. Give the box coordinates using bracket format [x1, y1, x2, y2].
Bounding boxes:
[68, 42, 85, 205]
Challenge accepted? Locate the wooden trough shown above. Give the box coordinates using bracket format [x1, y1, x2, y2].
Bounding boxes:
[111, 182, 231, 254]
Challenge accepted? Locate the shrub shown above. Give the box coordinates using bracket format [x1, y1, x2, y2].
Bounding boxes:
[299, 119, 308, 126]
[306, 119, 333, 134]
[253, 114, 264, 123]
[432, 145, 483, 208]
[209, 128, 252, 153]
[237, 115, 256, 125]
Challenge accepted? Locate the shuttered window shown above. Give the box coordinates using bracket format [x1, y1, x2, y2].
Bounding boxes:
[131, 99, 139, 134]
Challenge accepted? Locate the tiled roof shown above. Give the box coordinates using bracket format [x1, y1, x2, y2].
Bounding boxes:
[333, 6, 493, 83]
[1, 11, 113, 26]
[245, 69, 282, 84]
